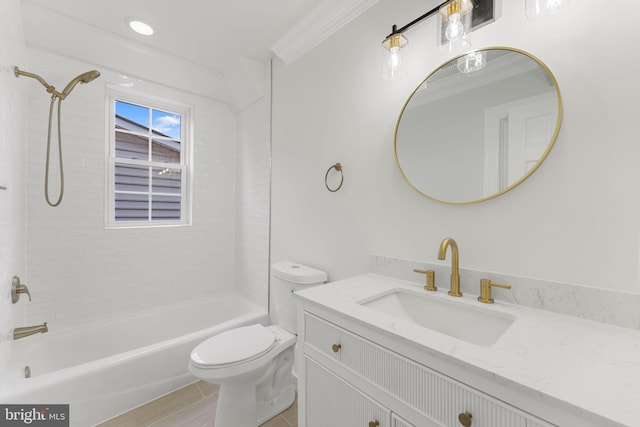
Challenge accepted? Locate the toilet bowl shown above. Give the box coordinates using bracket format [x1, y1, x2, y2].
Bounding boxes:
[188, 261, 327, 427]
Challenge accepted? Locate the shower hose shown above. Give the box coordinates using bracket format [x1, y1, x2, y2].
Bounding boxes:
[45, 97, 64, 207]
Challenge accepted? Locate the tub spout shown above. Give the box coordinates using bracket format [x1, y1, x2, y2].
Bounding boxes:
[14, 322, 48, 340]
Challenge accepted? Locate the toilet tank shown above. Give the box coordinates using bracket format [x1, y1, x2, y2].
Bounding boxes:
[271, 261, 327, 334]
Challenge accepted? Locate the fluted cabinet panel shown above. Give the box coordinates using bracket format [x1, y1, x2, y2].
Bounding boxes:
[339, 328, 529, 427]
[306, 357, 390, 427]
[303, 313, 551, 427]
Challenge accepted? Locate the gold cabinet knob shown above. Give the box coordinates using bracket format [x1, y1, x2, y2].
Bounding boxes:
[458, 411, 473, 426]
[368, 421, 379, 427]
[332, 343, 342, 353]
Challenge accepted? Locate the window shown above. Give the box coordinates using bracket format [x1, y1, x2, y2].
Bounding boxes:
[106, 88, 192, 227]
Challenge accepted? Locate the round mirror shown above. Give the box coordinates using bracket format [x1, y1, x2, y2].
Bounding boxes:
[394, 47, 562, 204]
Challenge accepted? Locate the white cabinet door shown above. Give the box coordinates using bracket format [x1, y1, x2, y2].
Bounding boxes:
[306, 356, 390, 427]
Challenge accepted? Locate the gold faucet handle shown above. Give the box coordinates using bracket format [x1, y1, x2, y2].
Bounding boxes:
[477, 279, 511, 304]
[413, 268, 437, 291]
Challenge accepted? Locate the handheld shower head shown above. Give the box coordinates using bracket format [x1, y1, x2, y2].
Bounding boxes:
[61, 70, 101, 98]
[15, 67, 101, 100]
[13, 66, 102, 207]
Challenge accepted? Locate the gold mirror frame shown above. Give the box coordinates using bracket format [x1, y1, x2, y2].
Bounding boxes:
[394, 47, 563, 204]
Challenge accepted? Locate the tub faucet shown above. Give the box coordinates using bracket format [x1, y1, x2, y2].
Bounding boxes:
[438, 237, 462, 297]
[14, 322, 48, 340]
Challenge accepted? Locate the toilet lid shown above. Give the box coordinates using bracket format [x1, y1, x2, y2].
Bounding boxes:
[190, 324, 276, 368]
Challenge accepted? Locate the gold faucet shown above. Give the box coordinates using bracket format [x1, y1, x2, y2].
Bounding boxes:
[438, 237, 462, 297]
[14, 322, 48, 340]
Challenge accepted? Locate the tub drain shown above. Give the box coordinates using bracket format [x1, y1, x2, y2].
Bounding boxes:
[24, 366, 31, 378]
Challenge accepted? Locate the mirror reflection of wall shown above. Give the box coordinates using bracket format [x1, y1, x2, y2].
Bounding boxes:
[395, 47, 562, 204]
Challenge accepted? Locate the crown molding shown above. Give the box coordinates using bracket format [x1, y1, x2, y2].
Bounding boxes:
[270, 0, 379, 65]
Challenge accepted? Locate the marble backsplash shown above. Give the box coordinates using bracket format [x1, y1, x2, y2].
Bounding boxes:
[370, 254, 640, 330]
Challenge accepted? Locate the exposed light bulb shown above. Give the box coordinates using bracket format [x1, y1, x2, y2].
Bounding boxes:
[388, 47, 401, 69]
[381, 32, 408, 80]
[445, 12, 465, 41]
[385, 46, 405, 80]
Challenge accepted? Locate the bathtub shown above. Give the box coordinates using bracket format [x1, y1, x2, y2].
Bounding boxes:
[0, 292, 268, 426]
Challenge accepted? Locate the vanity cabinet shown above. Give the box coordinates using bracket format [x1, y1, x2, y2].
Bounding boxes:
[306, 357, 393, 427]
[300, 312, 554, 427]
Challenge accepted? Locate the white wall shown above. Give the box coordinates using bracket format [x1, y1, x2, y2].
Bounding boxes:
[0, 0, 26, 376]
[236, 62, 272, 310]
[271, 0, 640, 293]
[23, 49, 239, 328]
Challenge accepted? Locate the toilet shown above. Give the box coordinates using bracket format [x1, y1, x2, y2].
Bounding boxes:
[188, 261, 327, 427]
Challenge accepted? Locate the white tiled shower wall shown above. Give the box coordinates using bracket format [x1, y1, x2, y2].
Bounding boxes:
[23, 49, 241, 329]
[0, 0, 26, 377]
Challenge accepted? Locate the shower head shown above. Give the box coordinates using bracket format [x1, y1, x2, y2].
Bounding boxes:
[14, 66, 100, 100]
[61, 70, 101, 98]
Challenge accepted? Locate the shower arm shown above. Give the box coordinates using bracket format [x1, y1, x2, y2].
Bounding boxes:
[14, 67, 66, 100]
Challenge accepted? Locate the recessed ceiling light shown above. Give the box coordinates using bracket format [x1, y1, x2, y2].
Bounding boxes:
[126, 18, 154, 36]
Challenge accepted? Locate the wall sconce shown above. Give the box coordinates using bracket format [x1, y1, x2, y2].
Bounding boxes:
[525, 0, 571, 20]
[439, 0, 474, 54]
[381, 0, 480, 79]
[382, 0, 564, 78]
[381, 26, 409, 80]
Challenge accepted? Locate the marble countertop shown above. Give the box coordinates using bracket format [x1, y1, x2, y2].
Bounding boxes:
[295, 273, 640, 427]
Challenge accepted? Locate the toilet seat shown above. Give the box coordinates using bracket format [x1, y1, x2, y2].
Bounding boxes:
[190, 324, 276, 369]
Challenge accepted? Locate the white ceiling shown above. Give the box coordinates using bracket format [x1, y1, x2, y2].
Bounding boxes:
[19, 0, 378, 110]
[22, 0, 319, 69]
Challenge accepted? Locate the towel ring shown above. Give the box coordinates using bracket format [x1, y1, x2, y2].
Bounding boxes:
[325, 163, 344, 192]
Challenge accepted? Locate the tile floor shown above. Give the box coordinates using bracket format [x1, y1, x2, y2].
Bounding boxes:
[96, 381, 297, 427]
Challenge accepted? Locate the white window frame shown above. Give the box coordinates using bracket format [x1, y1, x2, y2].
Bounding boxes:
[105, 86, 193, 228]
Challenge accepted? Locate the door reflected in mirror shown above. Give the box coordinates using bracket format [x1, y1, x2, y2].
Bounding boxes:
[394, 47, 562, 204]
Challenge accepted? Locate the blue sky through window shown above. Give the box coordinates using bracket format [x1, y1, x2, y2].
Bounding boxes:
[116, 101, 181, 139]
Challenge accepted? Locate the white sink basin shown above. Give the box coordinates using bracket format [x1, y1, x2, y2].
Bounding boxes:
[359, 289, 515, 346]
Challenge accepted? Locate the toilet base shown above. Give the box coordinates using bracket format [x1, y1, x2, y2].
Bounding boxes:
[214, 378, 295, 427]
[257, 381, 295, 425]
[209, 345, 296, 427]
[216, 380, 258, 427]
[256, 345, 296, 424]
